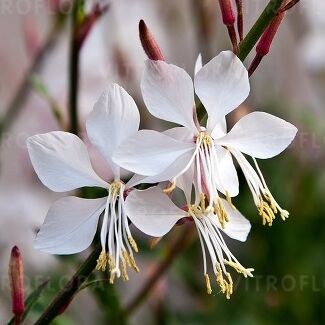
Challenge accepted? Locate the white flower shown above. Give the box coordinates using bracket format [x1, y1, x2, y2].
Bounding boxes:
[113, 51, 297, 226]
[27, 84, 141, 283]
[125, 186, 254, 298]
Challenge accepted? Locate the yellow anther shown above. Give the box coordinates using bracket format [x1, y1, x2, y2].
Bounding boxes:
[129, 255, 140, 273]
[225, 273, 233, 299]
[122, 250, 132, 268]
[263, 191, 277, 213]
[201, 132, 213, 146]
[224, 260, 253, 278]
[189, 204, 203, 218]
[109, 272, 116, 284]
[215, 263, 233, 299]
[214, 199, 229, 228]
[110, 180, 123, 198]
[96, 250, 107, 272]
[121, 258, 129, 281]
[226, 191, 236, 210]
[163, 180, 177, 194]
[205, 274, 212, 295]
[216, 263, 226, 294]
[107, 253, 115, 272]
[128, 236, 139, 253]
[200, 193, 206, 212]
[258, 196, 275, 226]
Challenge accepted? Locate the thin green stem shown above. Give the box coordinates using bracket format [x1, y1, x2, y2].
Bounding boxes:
[238, 0, 284, 61]
[34, 243, 101, 325]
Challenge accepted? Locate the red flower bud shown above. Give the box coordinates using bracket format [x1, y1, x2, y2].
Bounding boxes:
[249, 11, 285, 76]
[256, 11, 285, 56]
[9, 246, 25, 317]
[218, 0, 235, 25]
[139, 20, 165, 61]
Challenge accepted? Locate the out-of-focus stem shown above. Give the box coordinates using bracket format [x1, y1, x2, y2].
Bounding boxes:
[218, 0, 239, 54]
[235, 0, 244, 42]
[124, 225, 195, 317]
[0, 15, 66, 137]
[280, 0, 301, 12]
[34, 243, 101, 325]
[238, 0, 284, 61]
[68, 0, 81, 135]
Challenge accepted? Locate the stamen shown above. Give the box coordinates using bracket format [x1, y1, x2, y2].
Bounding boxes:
[109, 272, 116, 284]
[216, 263, 226, 294]
[96, 250, 107, 271]
[225, 260, 254, 277]
[189, 204, 203, 218]
[225, 273, 233, 299]
[129, 255, 140, 273]
[110, 181, 122, 199]
[107, 253, 115, 272]
[258, 196, 275, 226]
[205, 274, 212, 294]
[121, 258, 129, 281]
[226, 191, 236, 210]
[214, 199, 229, 228]
[200, 193, 206, 212]
[163, 179, 177, 194]
[128, 236, 139, 253]
[122, 250, 132, 268]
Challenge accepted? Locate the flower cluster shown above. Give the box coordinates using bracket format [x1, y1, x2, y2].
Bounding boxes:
[27, 51, 297, 298]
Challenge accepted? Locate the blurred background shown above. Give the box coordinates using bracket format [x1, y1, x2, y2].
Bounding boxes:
[0, 0, 324, 324]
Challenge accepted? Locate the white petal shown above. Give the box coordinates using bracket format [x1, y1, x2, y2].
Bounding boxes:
[211, 118, 227, 139]
[217, 112, 298, 159]
[194, 51, 250, 134]
[177, 162, 195, 203]
[125, 187, 186, 237]
[129, 150, 195, 187]
[214, 145, 239, 197]
[34, 196, 106, 254]
[163, 126, 195, 142]
[86, 84, 140, 174]
[113, 130, 195, 176]
[219, 199, 251, 242]
[27, 132, 108, 192]
[194, 53, 203, 75]
[141, 60, 198, 132]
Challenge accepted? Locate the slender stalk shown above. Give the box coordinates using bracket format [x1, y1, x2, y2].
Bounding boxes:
[238, 0, 284, 61]
[124, 225, 195, 317]
[235, 0, 244, 42]
[34, 243, 101, 325]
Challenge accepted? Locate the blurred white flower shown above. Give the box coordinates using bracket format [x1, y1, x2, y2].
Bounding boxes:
[27, 84, 141, 283]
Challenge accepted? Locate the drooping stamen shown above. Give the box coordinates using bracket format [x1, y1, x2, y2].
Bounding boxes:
[230, 149, 289, 225]
[96, 181, 140, 282]
[96, 250, 108, 272]
[214, 198, 229, 228]
[190, 208, 253, 298]
[205, 274, 212, 295]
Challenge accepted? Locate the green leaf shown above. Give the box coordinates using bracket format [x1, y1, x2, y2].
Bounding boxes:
[7, 280, 49, 325]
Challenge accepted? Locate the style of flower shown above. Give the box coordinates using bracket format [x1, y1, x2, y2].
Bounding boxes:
[125, 186, 254, 298]
[113, 51, 298, 226]
[27, 84, 141, 283]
